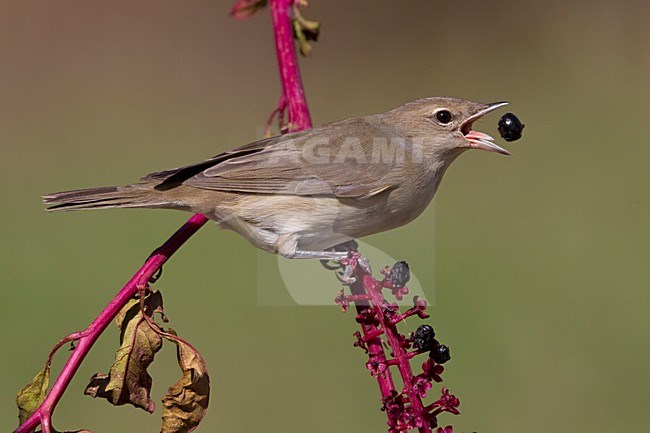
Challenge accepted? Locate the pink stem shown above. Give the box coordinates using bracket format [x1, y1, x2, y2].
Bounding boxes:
[385, 351, 421, 366]
[270, 0, 312, 130]
[349, 279, 396, 399]
[16, 2, 312, 431]
[364, 277, 430, 433]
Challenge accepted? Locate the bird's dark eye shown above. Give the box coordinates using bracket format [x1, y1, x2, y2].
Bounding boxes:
[434, 109, 452, 124]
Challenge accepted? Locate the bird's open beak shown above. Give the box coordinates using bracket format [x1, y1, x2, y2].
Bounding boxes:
[461, 101, 510, 155]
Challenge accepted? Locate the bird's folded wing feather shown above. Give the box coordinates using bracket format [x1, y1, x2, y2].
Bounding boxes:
[144, 117, 404, 198]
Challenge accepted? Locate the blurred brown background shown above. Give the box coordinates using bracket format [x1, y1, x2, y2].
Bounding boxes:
[1, 1, 649, 432]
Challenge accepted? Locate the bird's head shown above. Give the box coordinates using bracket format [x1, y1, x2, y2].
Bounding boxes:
[385, 97, 510, 159]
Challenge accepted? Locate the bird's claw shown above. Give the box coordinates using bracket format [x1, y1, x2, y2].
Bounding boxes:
[336, 263, 356, 284]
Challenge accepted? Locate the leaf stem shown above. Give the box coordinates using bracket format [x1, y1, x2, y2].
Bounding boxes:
[46, 331, 86, 365]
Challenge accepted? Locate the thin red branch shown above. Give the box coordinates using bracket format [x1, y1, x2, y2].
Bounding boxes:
[16, 2, 313, 431]
[349, 279, 397, 399]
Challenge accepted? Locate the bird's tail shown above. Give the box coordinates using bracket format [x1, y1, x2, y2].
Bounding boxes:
[43, 185, 164, 211]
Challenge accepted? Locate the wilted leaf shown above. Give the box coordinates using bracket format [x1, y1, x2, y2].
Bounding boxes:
[293, 19, 311, 57]
[230, 0, 268, 20]
[84, 293, 164, 413]
[161, 330, 210, 433]
[16, 363, 50, 424]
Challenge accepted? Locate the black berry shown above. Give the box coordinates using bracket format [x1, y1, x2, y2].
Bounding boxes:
[388, 261, 410, 288]
[413, 324, 436, 351]
[498, 112, 525, 142]
[430, 344, 451, 364]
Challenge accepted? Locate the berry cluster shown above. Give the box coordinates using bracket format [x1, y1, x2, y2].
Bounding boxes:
[332, 252, 460, 433]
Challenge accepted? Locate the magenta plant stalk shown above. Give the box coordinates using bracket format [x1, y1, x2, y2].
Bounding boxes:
[15, 2, 311, 432]
[270, 0, 312, 130]
[348, 278, 397, 398]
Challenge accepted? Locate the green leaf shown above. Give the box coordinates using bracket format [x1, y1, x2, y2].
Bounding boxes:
[16, 363, 50, 424]
[84, 293, 164, 413]
[161, 330, 210, 433]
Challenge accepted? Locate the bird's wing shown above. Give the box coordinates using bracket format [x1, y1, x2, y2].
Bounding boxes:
[140, 135, 284, 186]
[170, 117, 404, 198]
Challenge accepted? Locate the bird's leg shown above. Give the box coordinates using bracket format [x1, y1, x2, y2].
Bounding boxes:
[335, 262, 357, 284]
[316, 239, 359, 265]
[285, 250, 349, 260]
[276, 233, 355, 261]
[276, 235, 359, 281]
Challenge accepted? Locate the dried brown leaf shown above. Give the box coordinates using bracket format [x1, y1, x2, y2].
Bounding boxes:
[161, 330, 210, 433]
[16, 363, 50, 424]
[84, 293, 164, 413]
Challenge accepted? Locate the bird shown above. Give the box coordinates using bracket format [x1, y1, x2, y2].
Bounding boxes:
[44, 97, 510, 260]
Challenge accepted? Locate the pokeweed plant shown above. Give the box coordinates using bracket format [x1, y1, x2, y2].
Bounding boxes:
[331, 249, 460, 433]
